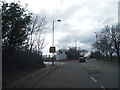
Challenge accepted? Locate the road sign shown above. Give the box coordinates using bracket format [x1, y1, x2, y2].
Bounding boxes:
[49, 47, 56, 53]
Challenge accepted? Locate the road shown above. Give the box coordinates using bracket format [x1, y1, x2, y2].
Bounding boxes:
[3, 59, 118, 89]
[34, 59, 118, 89]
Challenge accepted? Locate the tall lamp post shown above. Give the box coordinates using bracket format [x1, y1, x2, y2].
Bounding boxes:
[50, 19, 61, 65]
[52, 19, 61, 46]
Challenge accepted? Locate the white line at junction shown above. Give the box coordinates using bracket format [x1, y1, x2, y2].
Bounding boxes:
[101, 85, 106, 90]
[90, 77, 97, 83]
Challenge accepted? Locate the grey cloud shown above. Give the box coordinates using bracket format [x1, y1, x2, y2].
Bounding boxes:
[57, 23, 74, 32]
[58, 32, 95, 46]
[38, 3, 82, 34]
[101, 17, 116, 25]
[60, 0, 65, 4]
[79, 35, 95, 44]
[58, 34, 74, 44]
[39, 0, 117, 51]
[52, 3, 82, 21]
[61, 5, 80, 19]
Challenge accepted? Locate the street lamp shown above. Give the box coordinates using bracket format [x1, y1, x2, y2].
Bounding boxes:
[52, 19, 61, 47]
[50, 19, 61, 65]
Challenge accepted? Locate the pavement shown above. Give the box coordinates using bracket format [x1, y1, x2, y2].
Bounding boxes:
[3, 63, 59, 88]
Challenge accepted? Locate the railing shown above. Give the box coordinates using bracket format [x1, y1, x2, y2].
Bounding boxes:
[2, 46, 43, 74]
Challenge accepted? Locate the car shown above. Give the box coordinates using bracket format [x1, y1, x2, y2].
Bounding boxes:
[79, 57, 85, 62]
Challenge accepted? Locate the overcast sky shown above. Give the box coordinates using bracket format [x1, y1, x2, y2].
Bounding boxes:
[6, 0, 119, 55]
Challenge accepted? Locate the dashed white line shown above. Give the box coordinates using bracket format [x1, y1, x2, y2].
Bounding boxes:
[90, 77, 97, 83]
[100, 85, 105, 90]
[80, 67, 105, 89]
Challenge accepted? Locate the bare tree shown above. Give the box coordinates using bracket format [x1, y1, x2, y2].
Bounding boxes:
[93, 24, 120, 61]
[110, 24, 120, 61]
[32, 34, 45, 53]
[28, 14, 47, 53]
[93, 30, 109, 57]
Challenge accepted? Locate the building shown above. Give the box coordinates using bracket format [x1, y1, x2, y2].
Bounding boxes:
[56, 49, 67, 61]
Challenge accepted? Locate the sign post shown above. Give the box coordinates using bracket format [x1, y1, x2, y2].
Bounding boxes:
[49, 47, 56, 65]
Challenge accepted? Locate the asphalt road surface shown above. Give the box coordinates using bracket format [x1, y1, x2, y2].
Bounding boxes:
[3, 59, 118, 89]
[34, 59, 118, 89]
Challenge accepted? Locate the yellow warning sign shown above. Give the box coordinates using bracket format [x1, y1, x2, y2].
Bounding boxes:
[49, 47, 56, 53]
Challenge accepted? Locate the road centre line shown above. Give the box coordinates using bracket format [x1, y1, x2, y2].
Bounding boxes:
[90, 77, 97, 83]
[100, 85, 105, 90]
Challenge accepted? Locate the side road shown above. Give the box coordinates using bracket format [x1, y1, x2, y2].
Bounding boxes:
[3, 64, 59, 88]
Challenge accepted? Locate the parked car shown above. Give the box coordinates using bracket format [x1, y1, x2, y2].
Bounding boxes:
[79, 57, 85, 62]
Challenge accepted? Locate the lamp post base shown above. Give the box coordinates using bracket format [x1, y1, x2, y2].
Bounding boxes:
[52, 53, 54, 65]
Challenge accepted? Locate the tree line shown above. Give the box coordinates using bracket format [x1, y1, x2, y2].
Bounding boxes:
[2, 1, 47, 75]
[92, 24, 120, 62]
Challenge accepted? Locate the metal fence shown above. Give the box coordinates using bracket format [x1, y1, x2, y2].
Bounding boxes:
[2, 46, 43, 74]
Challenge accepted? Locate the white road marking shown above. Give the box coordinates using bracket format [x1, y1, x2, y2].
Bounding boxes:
[44, 62, 52, 64]
[101, 85, 105, 90]
[90, 77, 97, 83]
[59, 63, 65, 65]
